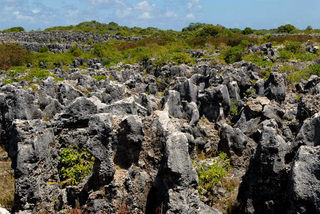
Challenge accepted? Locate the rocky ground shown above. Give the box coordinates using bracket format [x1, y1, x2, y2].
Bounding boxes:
[0, 32, 320, 214]
[0, 31, 141, 53]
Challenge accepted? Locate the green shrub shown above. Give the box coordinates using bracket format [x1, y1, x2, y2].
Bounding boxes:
[197, 24, 223, 37]
[242, 27, 254, 35]
[32, 52, 74, 69]
[296, 53, 318, 61]
[23, 68, 51, 81]
[284, 41, 302, 54]
[222, 46, 244, 64]
[170, 52, 193, 64]
[243, 88, 256, 97]
[287, 69, 310, 83]
[69, 45, 83, 57]
[230, 101, 239, 117]
[58, 146, 95, 186]
[0, 44, 31, 70]
[39, 46, 49, 53]
[309, 64, 320, 76]
[197, 153, 231, 195]
[102, 58, 120, 67]
[182, 23, 206, 32]
[93, 75, 106, 81]
[1, 26, 24, 32]
[277, 24, 296, 34]
[279, 50, 294, 61]
[242, 54, 274, 68]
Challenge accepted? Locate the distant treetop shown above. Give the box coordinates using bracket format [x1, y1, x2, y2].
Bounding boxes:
[1, 26, 25, 33]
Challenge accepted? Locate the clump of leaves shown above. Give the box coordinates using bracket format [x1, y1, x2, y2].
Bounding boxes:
[93, 75, 107, 81]
[222, 45, 244, 64]
[309, 64, 320, 76]
[229, 100, 239, 117]
[58, 146, 95, 186]
[197, 153, 231, 195]
[0, 44, 31, 70]
[283, 41, 302, 54]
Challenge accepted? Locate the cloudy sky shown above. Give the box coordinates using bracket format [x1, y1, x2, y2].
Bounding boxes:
[0, 0, 319, 31]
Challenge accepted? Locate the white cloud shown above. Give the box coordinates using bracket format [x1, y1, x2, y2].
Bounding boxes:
[66, 10, 79, 18]
[13, 10, 33, 21]
[165, 11, 177, 18]
[186, 13, 195, 19]
[32, 9, 40, 14]
[90, 0, 111, 4]
[135, 1, 155, 11]
[187, 0, 202, 9]
[116, 7, 132, 18]
[139, 11, 152, 19]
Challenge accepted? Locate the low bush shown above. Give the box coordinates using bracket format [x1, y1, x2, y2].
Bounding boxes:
[279, 50, 294, 61]
[69, 45, 83, 57]
[196, 153, 231, 195]
[197, 24, 224, 38]
[242, 27, 254, 35]
[284, 41, 302, 54]
[39, 46, 49, 53]
[0, 44, 31, 70]
[1, 26, 24, 32]
[222, 45, 244, 64]
[309, 64, 320, 76]
[58, 146, 95, 186]
[93, 75, 107, 81]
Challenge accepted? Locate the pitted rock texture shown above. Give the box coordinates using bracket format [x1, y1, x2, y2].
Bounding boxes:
[0, 56, 320, 214]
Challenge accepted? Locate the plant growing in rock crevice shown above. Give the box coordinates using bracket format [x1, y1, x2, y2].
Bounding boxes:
[196, 153, 231, 199]
[58, 146, 95, 186]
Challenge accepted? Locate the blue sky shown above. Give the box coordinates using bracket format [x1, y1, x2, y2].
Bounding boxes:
[0, 0, 319, 31]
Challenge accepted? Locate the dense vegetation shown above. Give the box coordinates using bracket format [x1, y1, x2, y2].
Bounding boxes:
[1, 21, 320, 85]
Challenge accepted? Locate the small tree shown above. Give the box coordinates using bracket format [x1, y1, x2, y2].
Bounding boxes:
[305, 25, 313, 32]
[182, 22, 206, 32]
[242, 27, 254, 35]
[277, 24, 296, 34]
[197, 24, 223, 37]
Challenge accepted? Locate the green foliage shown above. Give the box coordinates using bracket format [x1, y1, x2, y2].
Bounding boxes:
[277, 24, 296, 34]
[0, 44, 31, 70]
[22, 68, 51, 81]
[182, 23, 206, 32]
[222, 45, 245, 64]
[287, 69, 310, 83]
[309, 64, 320, 76]
[93, 75, 107, 81]
[230, 101, 239, 117]
[58, 146, 95, 186]
[242, 53, 274, 68]
[305, 25, 313, 32]
[279, 50, 294, 61]
[296, 52, 318, 61]
[1, 26, 24, 32]
[45, 20, 165, 37]
[284, 41, 302, 54]
[197, 153, 231, 195]
[242, 27, 254, 35]
[243, 88, 256, 97]
[39, 46, 49, 53]
[69, 45, 83, 57]
[197, 24, 224, 37]
[169, 52, 193, 64]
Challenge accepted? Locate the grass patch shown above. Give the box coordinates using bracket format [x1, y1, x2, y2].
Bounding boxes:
[0, 147, 15, 211]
